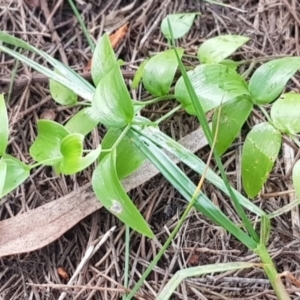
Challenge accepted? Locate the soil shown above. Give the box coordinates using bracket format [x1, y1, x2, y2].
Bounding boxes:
[1, 0, 300, 299]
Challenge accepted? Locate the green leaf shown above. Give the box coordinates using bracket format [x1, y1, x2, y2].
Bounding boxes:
[92, 149, 154, 238]
[0, 158, 7, 197]
[175, 64, 249, 115]
[198, 35, 249, 64]
[1, 155, 30, 198]
[49, 70, 78, 105]
[143, 48, 184, 96]
[249, 57, 300, 104]
[220, 59, 240, 70]
[161, 13, 197, 39]
[30, 120, 69, 165]
[99, 128, 146, 180]
[242, 122, 281, 198]
[65, 107, 101, 135]
[92, 65, 134, 128]
[212, 96, 253, 156]
[132, 58, 149, 89]
[292, 160, 300, 200]
[59, 133, 101, 175]
[271, 92, 300, 134]
[91, 33, 118, 86]
[0, 94, 8, 156]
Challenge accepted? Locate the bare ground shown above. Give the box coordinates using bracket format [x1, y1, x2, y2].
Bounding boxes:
[1, 0, 300, 299]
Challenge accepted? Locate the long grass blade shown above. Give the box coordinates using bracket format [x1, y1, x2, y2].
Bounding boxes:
[167, 19, 259, 241]
[157, 262, 259, 300]
[128, 129, 257, 250]
[132, 125, 266, 217]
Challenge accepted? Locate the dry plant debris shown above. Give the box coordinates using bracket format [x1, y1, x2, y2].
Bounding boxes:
[1, 0, 300, 299]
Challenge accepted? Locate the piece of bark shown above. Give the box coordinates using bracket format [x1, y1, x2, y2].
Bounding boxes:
[0, 128, 208, 257]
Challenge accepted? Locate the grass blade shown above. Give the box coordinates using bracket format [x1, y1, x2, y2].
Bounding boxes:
[167, 19, 259, 241]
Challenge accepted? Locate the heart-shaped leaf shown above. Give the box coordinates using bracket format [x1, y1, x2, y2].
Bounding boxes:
[99, 128, 146, 180]
[292, 160, 300, 200]
[132, 58, 149, 89]
[242, 122, 281, 198]
[198, 35, 249, 64]
[249, 57, 300, 104]
[49, 70, 78, 106]
[161, 13, 197, 39]
[0, 94, 8, 156]
[92, 149, 154, 237]
[175, 64, 249, 115]
[91, 33, 118, 86]
[30, 120, 69, 165]
[271, 92, 300, 134]
[1, 155, 30, 198]
[65, 107, 101, 135]
[212, 96, 253, 156]
[92, 65, 134, 128]
[59, 133, 101, 175]
[143, 48, 184, 96]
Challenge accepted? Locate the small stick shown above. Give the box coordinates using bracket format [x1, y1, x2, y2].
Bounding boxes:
[57, 226, 116, 300]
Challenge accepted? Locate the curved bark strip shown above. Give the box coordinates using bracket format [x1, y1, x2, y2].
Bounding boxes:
[0, 128, 207, 257]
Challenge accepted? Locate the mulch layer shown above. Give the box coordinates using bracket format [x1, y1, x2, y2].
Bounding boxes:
[1, 0, 300, 299]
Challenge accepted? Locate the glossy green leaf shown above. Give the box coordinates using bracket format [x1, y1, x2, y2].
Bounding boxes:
[49, 70, 78, 105]
[30, 120, 69, 165]
[292, 160, 300, 200]
[175, 64, 249, 115]
[92, 149, 154, 238]
[0, 158, 7, 197]
[143, 48, 184, 96]
[220, 59, 240, 70]
[0, 33, 94, 101]
[1, 155, 30, 198]
[271, 92, 300, 134]
[212, 96, 253, 156]
[242, 122, 281, 198]
[65, 107, 101, 135]
[91, 33, 118, 86]
[198, 35, 249, 64]
[161, 13, 197, 39]
[0, 94, 8, 156]
[132, 58, 149, 89]
[249, 57, 300, 104]
[59, 133, 101, 175]
[99, 128, 146, 179]
[92, 65, 134, 128]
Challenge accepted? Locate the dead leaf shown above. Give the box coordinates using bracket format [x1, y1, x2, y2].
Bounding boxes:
[0, 128, 208, 257]
[84, 23, 129, 72]
[109, 23, 129, 49]
[57, 267, 69, 280]
[280, 271, 300, 288]
[187, 253, 200, 266]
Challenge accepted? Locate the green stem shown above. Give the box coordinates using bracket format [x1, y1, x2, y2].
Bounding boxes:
[155, 104, 182, 124]
[122, 226, 130, 300]
[101, 124, 131, 153]
[256, 243, 290, 300]
[133, 95, 177, 106]
[259, 106, 272, 123]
